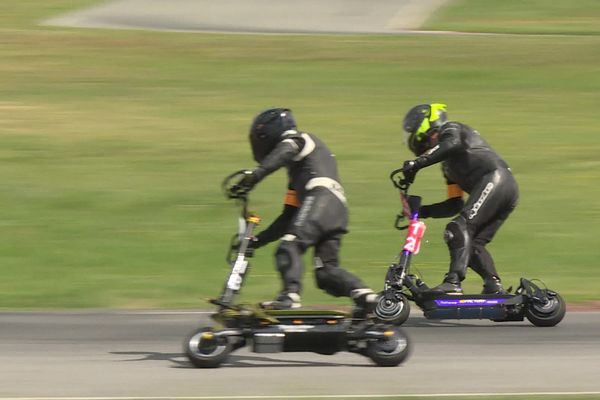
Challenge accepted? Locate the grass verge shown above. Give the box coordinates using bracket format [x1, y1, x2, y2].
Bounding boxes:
[0, 1, 599, 309]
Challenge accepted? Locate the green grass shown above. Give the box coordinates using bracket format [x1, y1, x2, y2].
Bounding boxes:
[0, 1, 599, 309]
[424, 0, 600, 35]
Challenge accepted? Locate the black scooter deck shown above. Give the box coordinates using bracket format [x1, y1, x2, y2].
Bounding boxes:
[416, 292, 526, 321]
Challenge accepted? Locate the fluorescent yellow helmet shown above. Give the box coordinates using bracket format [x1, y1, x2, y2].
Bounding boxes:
[403, 103, 448, 156]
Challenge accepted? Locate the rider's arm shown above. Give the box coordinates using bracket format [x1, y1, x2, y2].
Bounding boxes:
[253, 189, 299, 248]
[419, 184, 464, 218]
[252, 136, 303, 183]
[413, 123, 462, 169]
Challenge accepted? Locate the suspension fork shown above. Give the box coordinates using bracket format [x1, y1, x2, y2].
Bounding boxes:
[385, 252, 411, 289]
[383, 217, 425, 296]
[218, 214, 261, 307]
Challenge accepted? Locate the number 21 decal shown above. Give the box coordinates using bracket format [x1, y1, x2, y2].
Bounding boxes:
[403, 220, 426, 254]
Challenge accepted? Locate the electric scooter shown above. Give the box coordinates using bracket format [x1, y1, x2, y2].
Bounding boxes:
[184, 170, 411, 368]
[374, 169, 566, 327]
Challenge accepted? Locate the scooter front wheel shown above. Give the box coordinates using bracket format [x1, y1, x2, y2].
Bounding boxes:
[375, 293, 410, 325]
[525, 292, 566, 327]
[365, 326, 411, 367]
[184, 327, 232, 368]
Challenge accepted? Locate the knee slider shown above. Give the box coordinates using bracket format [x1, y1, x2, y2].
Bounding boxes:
[444, 217, 469, 250]
[275, 237, 302, 272]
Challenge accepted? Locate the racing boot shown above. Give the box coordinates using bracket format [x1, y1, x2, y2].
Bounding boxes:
[350, 288, 379, 319]
[260, 292, 301, 310]
[429, 272, 463, 294]
[427, 244, 469, 294]
[482, 276, 508, 295]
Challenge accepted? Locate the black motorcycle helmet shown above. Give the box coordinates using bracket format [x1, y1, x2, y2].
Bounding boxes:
[249, 108, 297, 162]
[403, 103, 448, 156]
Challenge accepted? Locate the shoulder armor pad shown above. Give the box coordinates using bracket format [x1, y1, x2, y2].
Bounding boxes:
[441, 122, 461, 132]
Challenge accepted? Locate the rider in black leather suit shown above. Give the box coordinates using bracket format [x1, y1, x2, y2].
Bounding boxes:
[401, 104, 519, 294]
[236, 108, 378, 313]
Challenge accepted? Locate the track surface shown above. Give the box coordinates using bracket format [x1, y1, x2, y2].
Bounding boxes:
[44, 0, 450, 34]
[1, 311, 599, 398]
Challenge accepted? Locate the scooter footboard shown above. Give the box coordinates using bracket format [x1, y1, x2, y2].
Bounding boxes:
[252, 324, 348, 353]
[252, 311, 350, 354]
[283, 326, 347, 353]
[420, 294, 525, 321]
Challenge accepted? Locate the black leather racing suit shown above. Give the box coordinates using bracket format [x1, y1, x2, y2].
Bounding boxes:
[251, 130, 367, 297]
[413, 122, 519, 285]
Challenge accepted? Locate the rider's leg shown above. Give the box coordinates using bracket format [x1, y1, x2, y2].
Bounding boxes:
[314, 235, 363, 296]
[313, 236, 377, 317]
[308, 188, 378, 316]
[470, 222, 504, 294]
[468, 169, 518, 294]
[260, 235, 307, 309]
[470, 208, 515, 294]
[261, 189, 334, 310]
[431, 169, 517, 294]
[430, 215, 471, 294]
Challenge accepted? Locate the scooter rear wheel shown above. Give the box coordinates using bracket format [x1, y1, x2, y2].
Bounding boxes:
[365, 326, 411, 367]
[185, 327, 232, 368]
[525, 292, 566, 327]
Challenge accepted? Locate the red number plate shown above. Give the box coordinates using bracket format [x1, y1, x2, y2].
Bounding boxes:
[403, 220, 426, 254]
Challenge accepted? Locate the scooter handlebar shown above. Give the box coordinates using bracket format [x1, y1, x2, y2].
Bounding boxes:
[389, 168, 412, 192]
[222, 169, 251, 201]
[390, 168, 422, 230]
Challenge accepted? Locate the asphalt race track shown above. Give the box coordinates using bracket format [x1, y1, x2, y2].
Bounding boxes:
[1, 310, 600, 398]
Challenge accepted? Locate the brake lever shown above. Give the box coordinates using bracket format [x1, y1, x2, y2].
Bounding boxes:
[390, 168, 412, 230]
[395, 214, 409, 231]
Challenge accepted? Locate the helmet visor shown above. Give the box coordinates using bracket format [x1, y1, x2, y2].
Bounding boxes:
[403, 117, 430, 146]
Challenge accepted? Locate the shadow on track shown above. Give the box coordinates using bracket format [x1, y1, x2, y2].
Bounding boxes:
[110, 351, 375, 368]
[404, 316, 529, 328]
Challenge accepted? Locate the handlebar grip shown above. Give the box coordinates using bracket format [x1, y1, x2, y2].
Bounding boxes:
[222, 170, 250, 200]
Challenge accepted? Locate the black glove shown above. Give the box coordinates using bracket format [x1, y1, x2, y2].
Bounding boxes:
[245, 236, 259, 257]
[402, 160, 419, 184]
[231, 236, 259, 258]
[229, 170, 258, 197]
